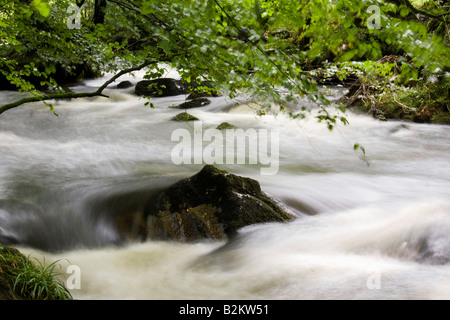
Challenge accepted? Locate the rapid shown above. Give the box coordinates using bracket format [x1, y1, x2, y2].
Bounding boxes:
[1, 70, 449, 300]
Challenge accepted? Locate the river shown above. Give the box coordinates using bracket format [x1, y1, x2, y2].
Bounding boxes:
[1, 70, 449, 300]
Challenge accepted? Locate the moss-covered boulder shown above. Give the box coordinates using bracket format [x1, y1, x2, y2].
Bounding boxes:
[100, 166, 294, 242]
[0, 245, 24, 300]
[171, 112, 199, 122]
[135, 78, 187, 97]
[216, 122, 237, 130]
[0, 244, 72, 300]
[144, 165, 295, 241]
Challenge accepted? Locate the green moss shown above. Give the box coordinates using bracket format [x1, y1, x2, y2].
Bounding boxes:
[0, 244, 72, 300]
[357, 76, 449, 124]
[147, 165, 295, 241]
[216, 122, 237, 130]
[187, 204, 224, 240]
[0, 245, 24, 300]
[171, 112, 199, 122]
[431, 111, 450, 125]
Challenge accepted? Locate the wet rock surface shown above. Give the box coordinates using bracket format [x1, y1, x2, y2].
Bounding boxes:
[114, 165, 295, 242]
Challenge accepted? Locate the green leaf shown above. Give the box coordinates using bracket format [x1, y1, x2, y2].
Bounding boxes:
[31, 0, 51, 18]
[400, 8, 410, 17]
[44, 64, 56, 75]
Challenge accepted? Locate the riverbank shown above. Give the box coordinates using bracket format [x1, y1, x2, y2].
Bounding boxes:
[312, 59, 450, 125]
[0, 243, 72, 300]
[344, 76, 450, 124]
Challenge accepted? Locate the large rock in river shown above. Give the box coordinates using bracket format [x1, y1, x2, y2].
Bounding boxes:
[146, 165, 294, 241]
[135, 78, 187, 97]
[114, 165, 295, 242]
[135, 78, 220, 98]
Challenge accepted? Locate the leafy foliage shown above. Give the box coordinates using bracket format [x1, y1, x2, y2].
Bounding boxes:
[0, 0, 448, 119]
[0, 244, 72, 300]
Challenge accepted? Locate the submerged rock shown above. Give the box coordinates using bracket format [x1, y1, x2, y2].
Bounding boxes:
[171, 112, 199, 121]
[216, 122, 237, 130]
[115, 80, 133, 89]
[172, 98, 211, 109]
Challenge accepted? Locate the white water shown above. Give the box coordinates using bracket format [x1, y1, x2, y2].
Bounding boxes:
[1, 70, 450, 300]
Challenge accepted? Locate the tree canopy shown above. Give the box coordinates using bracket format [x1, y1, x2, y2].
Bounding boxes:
[0, 0, 448, 118]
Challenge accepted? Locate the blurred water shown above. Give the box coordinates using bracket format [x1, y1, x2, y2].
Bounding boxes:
[1, 71, 450, 299]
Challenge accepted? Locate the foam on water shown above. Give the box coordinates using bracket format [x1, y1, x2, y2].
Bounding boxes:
[1, 72, 450, 299]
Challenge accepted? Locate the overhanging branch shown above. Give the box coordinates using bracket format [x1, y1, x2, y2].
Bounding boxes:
[0, 60, 158, 116]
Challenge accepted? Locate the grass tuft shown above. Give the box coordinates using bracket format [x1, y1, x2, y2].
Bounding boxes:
[12, 255, 73, 300]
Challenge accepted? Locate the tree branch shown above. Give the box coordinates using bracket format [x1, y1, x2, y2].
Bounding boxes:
[0, 91, 108, 115]
[0, 60, 158, 116]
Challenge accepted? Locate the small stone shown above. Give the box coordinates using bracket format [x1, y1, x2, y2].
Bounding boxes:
[171, 112, 199, 122]
[172, 98, 211, 109]
[216, 122, 237, 130]
[116, 80, 133, 89]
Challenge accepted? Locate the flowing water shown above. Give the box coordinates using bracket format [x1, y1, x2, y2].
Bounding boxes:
[1, 70, 449, 300]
